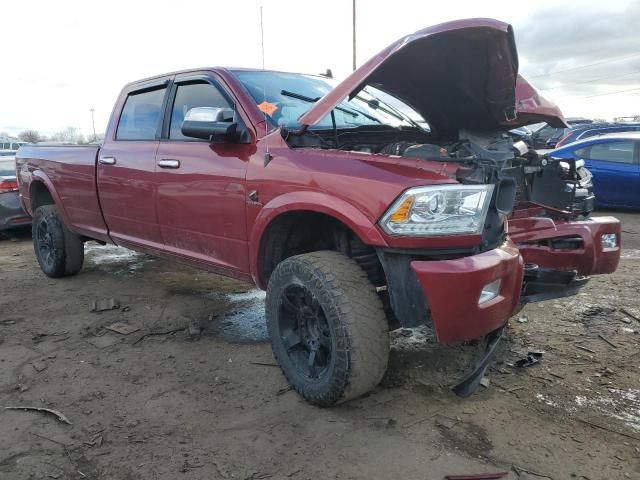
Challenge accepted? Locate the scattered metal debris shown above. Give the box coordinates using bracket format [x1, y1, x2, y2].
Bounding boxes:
[480, 376, 491, 388]
[133, 327, 186, 345]
[512, 465, 553, 479]
[514, 351, 543, 368]
[575, 344, 596, 354]
[445, 472, 508, 479]
[620, 307, 640, 324]
[249, 361, 279, 367]
[105, 322, 139, 335]
[188, 318, 202, 337]
[5, 406, 72, 425]
[91, 298, 120, 312]
[597, 334, 618, 349]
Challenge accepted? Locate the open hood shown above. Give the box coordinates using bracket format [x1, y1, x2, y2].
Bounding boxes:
[299, 18, 567, 135]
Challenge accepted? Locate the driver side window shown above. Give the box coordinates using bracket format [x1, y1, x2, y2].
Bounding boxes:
[169, 81, 231, 140]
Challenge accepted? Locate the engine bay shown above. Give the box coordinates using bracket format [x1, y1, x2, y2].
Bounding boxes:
[284, 125, 595, 223]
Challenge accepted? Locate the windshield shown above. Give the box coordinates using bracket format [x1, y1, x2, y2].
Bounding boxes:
[232, 70, 425, 130]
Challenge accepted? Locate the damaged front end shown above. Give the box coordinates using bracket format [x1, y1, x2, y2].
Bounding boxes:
[247, 18, 621, 395]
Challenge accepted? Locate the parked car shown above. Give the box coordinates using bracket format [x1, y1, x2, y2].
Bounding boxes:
[0, 156, 32, 231]
[0, 140, 28, 157]
[16, 18, 620, 405]
[531, 118, 594, 150]
[550, 132, 640, 209]
[554, 123, 640, 149]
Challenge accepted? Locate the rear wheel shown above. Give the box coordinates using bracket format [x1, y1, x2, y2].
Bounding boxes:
[32, 205, 84, 278]
[266, 251, 389, 406]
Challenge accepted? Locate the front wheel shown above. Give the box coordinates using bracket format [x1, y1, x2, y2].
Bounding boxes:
[266, 251, 389, 406]
[32, 205, 84, 278]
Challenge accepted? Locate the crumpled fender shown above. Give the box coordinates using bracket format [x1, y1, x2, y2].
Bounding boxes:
[249, 191, 389, 287]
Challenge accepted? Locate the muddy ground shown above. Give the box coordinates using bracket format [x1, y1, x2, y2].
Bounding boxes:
[0, 211, 638, 480]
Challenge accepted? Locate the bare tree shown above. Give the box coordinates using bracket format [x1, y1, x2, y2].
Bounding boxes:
[18, 130, 42, 143]
[51, 127, 83, 144]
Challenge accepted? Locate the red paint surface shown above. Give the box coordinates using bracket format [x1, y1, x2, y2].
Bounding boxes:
[412, 240, 524, 343]
[509, 216, 621, 276]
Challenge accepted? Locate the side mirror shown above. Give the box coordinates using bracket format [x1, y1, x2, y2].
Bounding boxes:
[181, 107, 239, 142]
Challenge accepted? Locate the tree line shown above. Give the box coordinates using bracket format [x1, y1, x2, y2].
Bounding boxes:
[0, 128, 104, 144]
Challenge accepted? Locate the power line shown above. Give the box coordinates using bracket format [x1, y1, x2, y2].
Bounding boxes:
[540, 70, 640, 91]
[528, 53, 640, 79]
[582, 86, 640, 99]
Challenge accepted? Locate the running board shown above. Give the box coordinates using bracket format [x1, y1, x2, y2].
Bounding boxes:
[451, 327, 504, 397]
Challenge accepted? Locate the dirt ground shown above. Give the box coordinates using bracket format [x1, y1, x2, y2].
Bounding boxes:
[1, 211, 639, 480]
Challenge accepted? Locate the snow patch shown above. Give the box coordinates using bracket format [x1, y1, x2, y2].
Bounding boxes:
[84, 243, 150, 274]
[207, 289, 268, 343]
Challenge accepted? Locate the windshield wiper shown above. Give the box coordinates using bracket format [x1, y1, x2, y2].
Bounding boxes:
[280, 90, 360, 119]
[357, 89, 423, 130]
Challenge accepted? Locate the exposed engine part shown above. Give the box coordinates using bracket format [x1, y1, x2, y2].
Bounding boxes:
[285, 125, 594, 237]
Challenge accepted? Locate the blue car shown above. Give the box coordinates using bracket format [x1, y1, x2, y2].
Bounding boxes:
[550, 132, 640, 209]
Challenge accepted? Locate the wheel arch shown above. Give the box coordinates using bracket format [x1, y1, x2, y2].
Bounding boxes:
[249, 192, 389, 288]
[28, 171, 73, 228]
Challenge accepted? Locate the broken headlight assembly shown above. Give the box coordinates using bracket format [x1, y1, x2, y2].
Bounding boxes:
[380, 184, 494, 236]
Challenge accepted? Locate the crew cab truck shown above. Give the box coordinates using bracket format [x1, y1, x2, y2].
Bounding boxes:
[17, 19, 620, 406]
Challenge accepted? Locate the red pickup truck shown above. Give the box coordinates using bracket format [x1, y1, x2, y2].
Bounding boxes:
[17, 18, 620, 405]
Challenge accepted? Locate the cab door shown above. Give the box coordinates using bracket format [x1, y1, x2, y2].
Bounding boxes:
[154, 74, 254, 274]
[97, 80, 170, 250]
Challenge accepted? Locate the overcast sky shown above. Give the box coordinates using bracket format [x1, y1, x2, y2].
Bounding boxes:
[1, 0, 639, 137]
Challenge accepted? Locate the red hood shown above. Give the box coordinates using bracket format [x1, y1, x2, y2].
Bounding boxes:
[299, 18, 567, 135]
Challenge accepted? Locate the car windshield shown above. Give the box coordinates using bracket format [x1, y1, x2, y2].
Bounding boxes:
[232, 70, 425, 130]
[0, 158, 16, 177]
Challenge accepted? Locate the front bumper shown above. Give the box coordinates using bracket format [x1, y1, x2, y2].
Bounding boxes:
[411, 241, 524, 344]
[0, 191, 31, 231]
[508, 216, 621, 276]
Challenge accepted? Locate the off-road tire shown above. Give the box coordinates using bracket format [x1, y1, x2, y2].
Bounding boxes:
[266, 251, 389, 406]
[32, 205, 84, 278]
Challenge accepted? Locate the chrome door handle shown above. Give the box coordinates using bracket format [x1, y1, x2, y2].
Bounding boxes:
[157, 159, 180, 169]
[99, 156, 116, 165]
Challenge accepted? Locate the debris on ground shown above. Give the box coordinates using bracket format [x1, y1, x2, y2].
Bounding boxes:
[105, 322, 140, 335]
[91, 298, 120, 312]
[479, 376, 491, 388]
[619, 307, 640, 324]
[445, 472, 508, 479]
[513, 351, 543, 368]
[5, 406, 72, 425]
[31, 358, 49, 372]
[517, 316, 528, 323]
[133, 327, 186, 345]
[188, 318, 202, 336]
[597, 333, 619, 349]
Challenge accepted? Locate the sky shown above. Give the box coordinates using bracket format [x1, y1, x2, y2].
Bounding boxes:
[1, 0, 639, 138]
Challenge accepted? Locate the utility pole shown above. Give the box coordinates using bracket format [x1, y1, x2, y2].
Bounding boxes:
[352, 0, 356, 71]
[89, 108, 96, 142]
[260, 6, 265, 69]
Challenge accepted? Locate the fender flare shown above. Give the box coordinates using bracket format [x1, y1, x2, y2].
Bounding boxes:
[249, 191, 389, 287]
[29, 170, 75, 232]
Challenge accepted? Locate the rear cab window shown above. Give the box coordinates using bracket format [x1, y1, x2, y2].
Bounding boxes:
[116, 87, 167, 140]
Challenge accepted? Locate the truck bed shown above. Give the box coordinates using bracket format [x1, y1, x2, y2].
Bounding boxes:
[16, 144, 109, 241]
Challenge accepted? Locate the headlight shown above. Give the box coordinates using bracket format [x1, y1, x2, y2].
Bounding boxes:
[380, 184, 494, 236]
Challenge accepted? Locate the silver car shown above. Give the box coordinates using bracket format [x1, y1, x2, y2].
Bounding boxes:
[0, 156, 31, 231]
